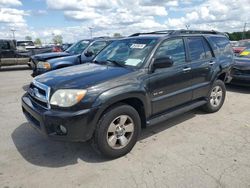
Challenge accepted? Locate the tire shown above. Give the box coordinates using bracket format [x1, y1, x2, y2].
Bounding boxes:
[92, 104, 141, 158]
[202, 80, 226, 113]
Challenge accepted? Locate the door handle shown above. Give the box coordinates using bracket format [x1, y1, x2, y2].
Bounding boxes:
[183, 67, 191, 72]
[209, 61, 215, 66]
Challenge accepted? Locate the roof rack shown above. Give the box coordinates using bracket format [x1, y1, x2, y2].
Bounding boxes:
[129, 29, 224, 37]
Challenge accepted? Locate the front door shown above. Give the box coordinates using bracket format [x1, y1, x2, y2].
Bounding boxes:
[149, 37, 193, 116]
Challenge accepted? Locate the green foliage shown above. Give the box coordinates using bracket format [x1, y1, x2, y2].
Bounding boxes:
[228, 30, 250, 41]
[25, 36, 32, 41]
[34, 38, 42, 45]
[52, 35, 63, 44]
[113, 33, 122, 38]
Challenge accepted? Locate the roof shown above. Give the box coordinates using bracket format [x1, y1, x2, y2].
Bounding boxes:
[130, 29, 227, 38]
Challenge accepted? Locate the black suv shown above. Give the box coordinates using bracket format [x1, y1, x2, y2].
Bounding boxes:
[22, 30, 233, 158]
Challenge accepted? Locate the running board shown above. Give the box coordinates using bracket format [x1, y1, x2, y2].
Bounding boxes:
[146, 100, 207, 126]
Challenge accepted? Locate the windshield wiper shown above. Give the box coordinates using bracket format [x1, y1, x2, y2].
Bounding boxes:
[106, 59, 125, 67]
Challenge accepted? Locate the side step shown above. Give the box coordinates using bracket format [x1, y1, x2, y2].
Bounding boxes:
[146, 100, 207, 126]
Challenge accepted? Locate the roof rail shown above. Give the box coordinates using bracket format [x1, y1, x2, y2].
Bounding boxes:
[129, 29, 225, 37]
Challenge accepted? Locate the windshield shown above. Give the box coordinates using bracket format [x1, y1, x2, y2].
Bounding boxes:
[66, 40, 90, 54]
[85, 41, 110, 56]
[94, 38, 157, 67]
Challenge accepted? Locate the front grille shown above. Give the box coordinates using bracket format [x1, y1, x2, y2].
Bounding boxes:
[28, 80, 51, 109]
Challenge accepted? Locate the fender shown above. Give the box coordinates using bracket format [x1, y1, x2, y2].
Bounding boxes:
[92, 84, 152, 121]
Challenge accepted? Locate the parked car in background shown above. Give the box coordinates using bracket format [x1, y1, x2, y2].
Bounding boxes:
[232, 39, 250, 55]
[31, 39, 114, 76]
[17, 40, 55, 55]
[17, 40, 35, 50]
[0, 39, 30, 68]
[22, 30, 233, 158]
[61, 43, 73, 51]
[230, 57, 250, 86]
[29, 39, 92, 70]
[239, 47, 250, 57]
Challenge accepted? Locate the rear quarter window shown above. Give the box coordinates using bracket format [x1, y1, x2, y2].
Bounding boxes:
[0, 40, 11, 50]
[207, 36, 233, 57]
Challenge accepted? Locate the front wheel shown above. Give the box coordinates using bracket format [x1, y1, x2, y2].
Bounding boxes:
[92, 104, 141, 158]
[202, 80, 226, 113]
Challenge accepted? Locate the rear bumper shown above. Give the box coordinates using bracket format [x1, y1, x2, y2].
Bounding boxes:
[22, 93, 99, 142]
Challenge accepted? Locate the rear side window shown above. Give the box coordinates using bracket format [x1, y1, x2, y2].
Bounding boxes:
[207, 36, 233, 57]
[187, 37, 206, 61]
[155, 38, 186, 65]
[0, 40, 10, 50]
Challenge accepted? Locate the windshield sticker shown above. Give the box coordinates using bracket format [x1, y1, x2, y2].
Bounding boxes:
[130, 44, 146, 49]
[125, 59, 141, 66]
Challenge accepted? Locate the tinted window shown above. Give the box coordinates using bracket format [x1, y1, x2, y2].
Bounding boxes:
[155, 38, 186, 65]
[203, 39, 213, 59]
[0, 41, 10, 50]
[207, 36, 233, 56]
[187, 37, 206, 61]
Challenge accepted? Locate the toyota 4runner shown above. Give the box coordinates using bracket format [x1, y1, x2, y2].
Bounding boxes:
[22, 30, 234, 158]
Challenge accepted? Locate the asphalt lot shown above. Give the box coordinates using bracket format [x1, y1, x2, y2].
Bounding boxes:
[0, 66, 250, 188]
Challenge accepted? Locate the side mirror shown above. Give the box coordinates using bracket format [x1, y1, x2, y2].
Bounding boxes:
[84, 50, 94, 57]
[153, 56, 173, 69]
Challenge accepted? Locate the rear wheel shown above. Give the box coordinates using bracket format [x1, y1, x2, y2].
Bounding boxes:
[92, 104, 141, 158]
[202, 80, 226, 113]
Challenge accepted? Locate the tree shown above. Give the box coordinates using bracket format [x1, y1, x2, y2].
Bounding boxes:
[34, 38, 42, 46]
[113, 33, 122, 38]
[25, 36, 32, 41]
[52, 35, 63, 44]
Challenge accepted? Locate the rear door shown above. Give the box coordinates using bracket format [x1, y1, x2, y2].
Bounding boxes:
[149, 37, 193, 116]
[185, 37, 215, 100]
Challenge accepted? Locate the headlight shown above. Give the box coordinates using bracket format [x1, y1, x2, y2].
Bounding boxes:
[37, 61, 51, 70]
[50, 89, 87, 107]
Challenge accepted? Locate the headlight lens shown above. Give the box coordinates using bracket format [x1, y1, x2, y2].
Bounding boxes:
[50, 89, 87, 107]
[37, 61, 51, 70]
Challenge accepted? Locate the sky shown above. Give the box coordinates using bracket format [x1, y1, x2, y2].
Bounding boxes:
[0, 0, 249, 43]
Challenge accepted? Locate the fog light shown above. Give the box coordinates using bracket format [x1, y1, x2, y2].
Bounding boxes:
[59, 125, 67, 134]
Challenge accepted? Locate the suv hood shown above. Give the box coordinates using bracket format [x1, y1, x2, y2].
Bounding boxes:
[35, 63, 132, 89]
[32, 52, 70, 61]
[48, 54, 80, 64]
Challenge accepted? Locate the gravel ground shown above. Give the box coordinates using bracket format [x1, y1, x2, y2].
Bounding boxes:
[0, 66, 250, 188]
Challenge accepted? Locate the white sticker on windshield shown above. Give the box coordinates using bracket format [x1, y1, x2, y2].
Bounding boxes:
[130, 44, 146, 49]
[125, 59, 141, 66]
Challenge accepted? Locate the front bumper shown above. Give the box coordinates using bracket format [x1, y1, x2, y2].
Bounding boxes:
[230, 74, 250, 86]
[32, 68, 49, 77]
[22, 93, 99, 142]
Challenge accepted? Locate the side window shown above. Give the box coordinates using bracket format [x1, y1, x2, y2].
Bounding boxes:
[187, 37, 206, 61]
[203, 39, 213, 59]
[0, 41, 10, 50]
[155, 38, 186, 65]
[207, 36, 233, 57]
